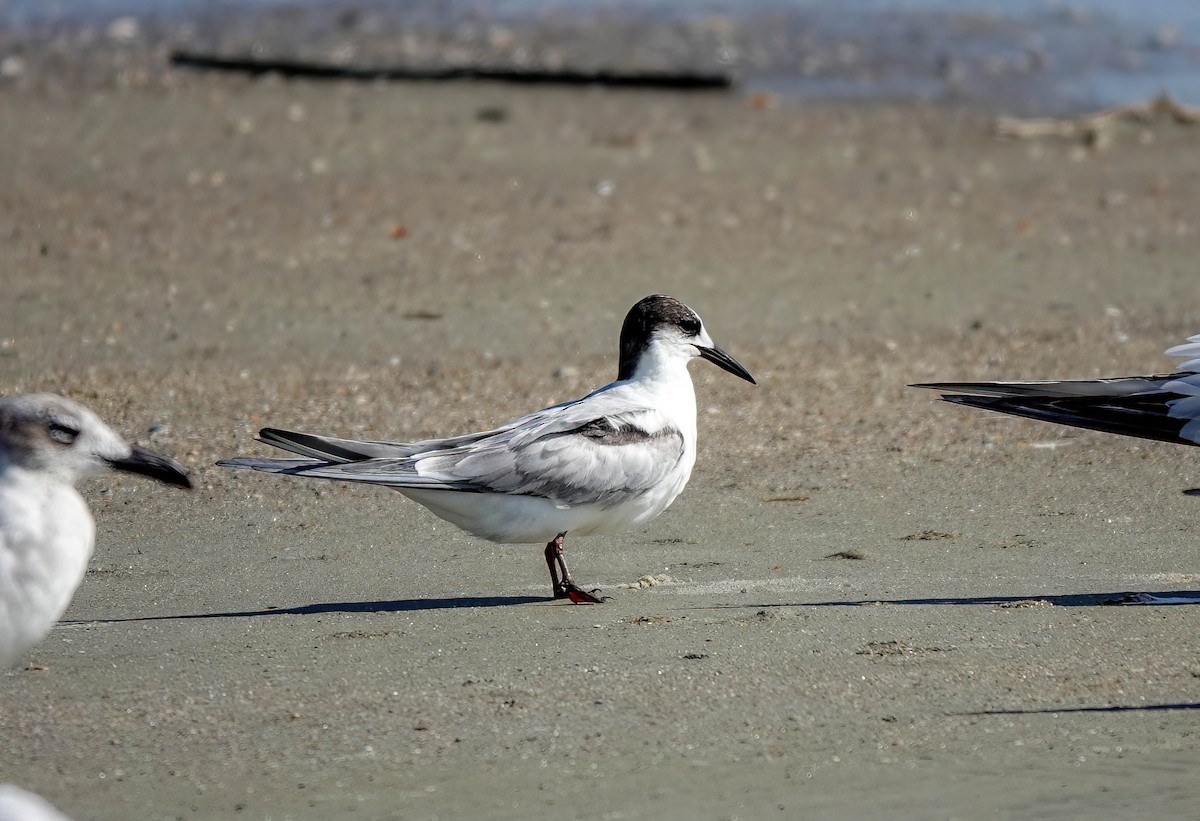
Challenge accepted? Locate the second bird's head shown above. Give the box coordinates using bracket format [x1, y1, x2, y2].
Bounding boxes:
[0, 393, 192, 489]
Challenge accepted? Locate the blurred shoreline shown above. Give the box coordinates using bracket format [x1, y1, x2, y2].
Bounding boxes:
[4, 0, 1200, 113]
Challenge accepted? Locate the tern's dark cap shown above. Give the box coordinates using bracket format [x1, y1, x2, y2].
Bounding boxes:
[617, 295, 703, 380]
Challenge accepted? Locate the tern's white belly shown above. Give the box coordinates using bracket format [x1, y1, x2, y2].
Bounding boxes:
[398, 480, 687, 545]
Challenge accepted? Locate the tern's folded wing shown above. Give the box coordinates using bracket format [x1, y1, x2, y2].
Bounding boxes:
[272, 406, 688, 507]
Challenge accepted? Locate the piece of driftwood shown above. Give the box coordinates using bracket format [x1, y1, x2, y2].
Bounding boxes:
[995, 93, 1200, 142]
[170, 51, 735, 90]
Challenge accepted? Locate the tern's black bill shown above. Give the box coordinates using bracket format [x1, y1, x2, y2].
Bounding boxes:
[106, 444, 193, 489]
[698, 345, 756, 384]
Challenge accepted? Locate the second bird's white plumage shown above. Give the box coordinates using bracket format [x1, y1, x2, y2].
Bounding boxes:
[0, 785, 74, 821]
[0, 394, 191, 669]
[0, 782, 73, 820]
[0, 435, 95, 669]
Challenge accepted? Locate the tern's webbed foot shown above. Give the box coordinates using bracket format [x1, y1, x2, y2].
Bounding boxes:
[545, 535, 566, 595]
[544, 531, 606, 603]
[556, 581, 607, 604]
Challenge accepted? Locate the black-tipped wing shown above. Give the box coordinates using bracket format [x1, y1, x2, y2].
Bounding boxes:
[939, 390, 1200, 446]
[912, 374, 1192, 399]
[915, 331, 1200, 447]
[915, 333, 1200, 446]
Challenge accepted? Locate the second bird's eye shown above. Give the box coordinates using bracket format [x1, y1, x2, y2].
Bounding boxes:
[47, 421, 80, 445]
[679, 318, 701, 336]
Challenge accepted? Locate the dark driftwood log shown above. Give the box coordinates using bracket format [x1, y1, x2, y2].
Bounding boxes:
[170, 51, 736, 90]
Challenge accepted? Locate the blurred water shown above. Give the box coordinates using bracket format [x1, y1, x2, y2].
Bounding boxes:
[4, 0, 1200, 112]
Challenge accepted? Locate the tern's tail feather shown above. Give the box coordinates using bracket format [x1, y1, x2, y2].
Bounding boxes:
[937, 392, 1200, 447]
[216, 456, 329, 473]
[218, 427, 428, 478]
[257, 427, 416, 462]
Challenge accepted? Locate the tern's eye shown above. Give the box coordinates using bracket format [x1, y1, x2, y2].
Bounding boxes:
[679, 317, 701, 336]
[47, 420, 80, 446]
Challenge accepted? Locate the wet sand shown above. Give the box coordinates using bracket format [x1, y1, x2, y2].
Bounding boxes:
[2, 74, 1200, 819]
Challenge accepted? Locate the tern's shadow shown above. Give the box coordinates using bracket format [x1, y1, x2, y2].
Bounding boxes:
[961, 703, 1200, 716]
[715, 590, 1200, 608]
[67, 594, 547, 624]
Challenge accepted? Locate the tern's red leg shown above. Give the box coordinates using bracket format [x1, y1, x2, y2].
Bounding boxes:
[545, 534, 566, 597]
[544, 532, 605, 604]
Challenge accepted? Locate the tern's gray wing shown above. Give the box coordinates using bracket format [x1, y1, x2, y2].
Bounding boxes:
[220, 398, 578, 470]
[227, 396, 687, 508]
[218, 427, 524, 473]
[238, 392, 598, 464]
[439, 409, 686, 506]
[913, 335, 1200, 446]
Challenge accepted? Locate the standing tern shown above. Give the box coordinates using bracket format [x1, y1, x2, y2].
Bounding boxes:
[0, 394, 191, 669]
[218, 294, 756, 603]
[914, 333, 1200, 603]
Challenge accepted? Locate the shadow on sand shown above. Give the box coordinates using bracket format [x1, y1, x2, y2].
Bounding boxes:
[962, 702, 1200, 715]
[68, 594, 548, 624]
[721, 590, 1200, 608]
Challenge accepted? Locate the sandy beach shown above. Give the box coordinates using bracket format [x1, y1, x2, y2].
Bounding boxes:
[3, 70, 1200, 819]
